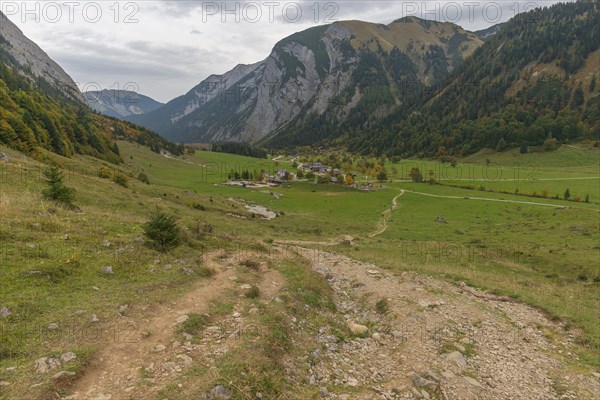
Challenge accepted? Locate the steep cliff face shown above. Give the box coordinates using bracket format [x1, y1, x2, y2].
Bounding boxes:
[0, 12, 83, 102]
[130, 17, 482, 144]
[127, 62, 264, 138]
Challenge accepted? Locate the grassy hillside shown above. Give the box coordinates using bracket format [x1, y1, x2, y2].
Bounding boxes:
[0, 142, 598, 398]
[343, 16, 482, 64]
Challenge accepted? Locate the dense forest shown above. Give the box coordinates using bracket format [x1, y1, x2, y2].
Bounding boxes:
[0, 39, 120, 163]
[212, 142, 268, 159]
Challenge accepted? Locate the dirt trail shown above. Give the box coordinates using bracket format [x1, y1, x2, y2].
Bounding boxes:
[67, 254, 236, 400]
[408, 189, 599, 211]
[367, 190, 404, 238]
[65, 253, 288, 400]
[277, 190, 404, 247]
[288, 246, 600, 399]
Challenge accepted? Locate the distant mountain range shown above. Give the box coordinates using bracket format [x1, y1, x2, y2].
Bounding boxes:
[2, 1, 598, 159]
[84, 89, 164, 119]
[128, 16, 483, 144]
[126, 0, 598, 157]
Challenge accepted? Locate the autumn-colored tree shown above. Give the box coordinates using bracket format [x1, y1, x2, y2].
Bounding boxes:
[435, 146, 447, 158]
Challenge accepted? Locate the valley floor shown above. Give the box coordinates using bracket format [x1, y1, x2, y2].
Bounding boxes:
[1, 143, 598, 399]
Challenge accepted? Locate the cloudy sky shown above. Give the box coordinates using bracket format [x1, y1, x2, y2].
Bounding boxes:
[2, 1, 569, 103]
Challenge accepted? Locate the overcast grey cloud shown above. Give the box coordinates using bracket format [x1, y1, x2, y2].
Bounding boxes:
[1, 1, 571, 103]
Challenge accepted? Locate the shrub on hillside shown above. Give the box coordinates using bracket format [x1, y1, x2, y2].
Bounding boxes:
[42, 166, 75, 206]
[143, 209, 181, 252]
[495, 138, 508, 151]
[188, 202, 205, 211]
[375, 298, 389, 314]
[317, 175, 332, 184]
[112, 172, 129, 187]
[376, 170, 388, 182]
[409, 167, 423, 183]
[98, 166, 111, 179]
[520, 143, 528, 154]
[543, 137, 558, 151]
[245, 286, 260, 299]
[137, 172, 150, 184]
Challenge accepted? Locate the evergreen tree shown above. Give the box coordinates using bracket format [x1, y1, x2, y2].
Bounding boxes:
[409, 167, 423, 183]
[496, 138, 508, 151]
[142, 209, 181, 252]
[564, 188, 571, 200]
[428, 170, 436, 184]
[520, 143, 528, 154]
[42, 166, 75, 206]
[571, 85, 585, 108]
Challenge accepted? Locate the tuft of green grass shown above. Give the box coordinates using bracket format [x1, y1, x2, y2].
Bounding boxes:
[375, 298, 389, 314]
[179, 313, 209, 336]
[196, 266, 215, 278]
[277, 260, 336, 312]
[245, 286, 260, 299]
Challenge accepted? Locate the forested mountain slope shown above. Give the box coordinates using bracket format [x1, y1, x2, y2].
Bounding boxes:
[344, 0, 599, 156]
[0, 11, 182, 162]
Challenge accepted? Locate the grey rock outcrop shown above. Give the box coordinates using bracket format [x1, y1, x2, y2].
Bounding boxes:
[0, 11, 83, 102]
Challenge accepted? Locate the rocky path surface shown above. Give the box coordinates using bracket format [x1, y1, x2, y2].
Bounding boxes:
[61, 245, 600, 400]
[290, 246, 600, 400]
[65, 255, 238, 400]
